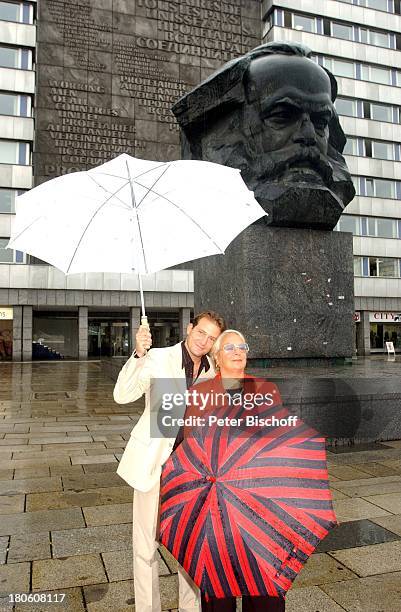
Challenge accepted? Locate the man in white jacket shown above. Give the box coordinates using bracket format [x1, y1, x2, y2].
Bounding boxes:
[113, 311, 226, 612]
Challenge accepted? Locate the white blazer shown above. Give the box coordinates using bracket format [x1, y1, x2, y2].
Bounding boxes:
[113, 342, 215, 492]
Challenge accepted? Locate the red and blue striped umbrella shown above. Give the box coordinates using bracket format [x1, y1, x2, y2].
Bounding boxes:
[159, 378, 337, 600]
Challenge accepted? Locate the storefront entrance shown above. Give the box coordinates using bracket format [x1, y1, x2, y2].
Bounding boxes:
[0, 307, 13, 361]
[88, 320, 130, 358]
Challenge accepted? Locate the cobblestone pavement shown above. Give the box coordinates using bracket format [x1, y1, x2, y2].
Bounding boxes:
[0, 361, 401, 611]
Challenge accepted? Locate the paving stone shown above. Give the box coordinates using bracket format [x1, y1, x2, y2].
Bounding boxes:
[83, 463, 118, 474]
[160, 575, 179, 610]
[13, 467, 50, 480]
[0, 536, 8, 564]
[0, 470, 13, 480]
[29, 435, 93, 445]
[0, 477, 62, 495]
[316, 519, 401, 553]
[83, 503, 132, 526]
[362, 492, 401, 514]
[0, 494, 24, 515]
[1, 458, 71, 469]
[0, 508, 85, 536]
[354, 462, 401, 477]
[32, 554, 107, 590]
[27, 486, 132, 511]
[371, 513, 401, 536]
[71, 455, 117, 465]
[62, 472, 124, 490]
[321, 571, 401, 611]
[84, 580, 136, 611]
[0, 439, 28, 446]
[12, 449, 84, 460]
[333, 497, 392, 523]
[8, 531, 51, 563]
[159, 545, 178, 574]
[291, 553, 357, 588]
[52, 523, 132, 557]
[285, 585, 345, 611]
[43, 442, 106, 451]
[0, 562, 30, 593]
[13, 587, 86, 612]
[331, 479, 401, 499]
[330, 540, 401, 577]
[101, 549, 169, 582]
[50, 465, 84, 477]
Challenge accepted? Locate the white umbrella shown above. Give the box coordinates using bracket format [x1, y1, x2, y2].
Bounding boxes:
[7, 153, 266, 320]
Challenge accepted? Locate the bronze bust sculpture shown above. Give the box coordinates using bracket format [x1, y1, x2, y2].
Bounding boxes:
[173, 42, 355, 230]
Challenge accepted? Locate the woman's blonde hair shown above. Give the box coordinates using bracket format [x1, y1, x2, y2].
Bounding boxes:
[212, 329, 247, 367]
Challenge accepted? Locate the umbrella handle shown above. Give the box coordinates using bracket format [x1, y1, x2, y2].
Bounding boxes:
[141, 316, 149, 328]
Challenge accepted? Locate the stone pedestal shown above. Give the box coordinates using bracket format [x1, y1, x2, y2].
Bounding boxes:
[194, 225, 354, 361]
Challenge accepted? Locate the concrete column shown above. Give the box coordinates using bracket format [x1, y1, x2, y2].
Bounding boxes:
[130, 307, 141, 353]
[12, 306, 22, 362]
[22, 306, 32, 361]
[361, 310, 371, 356]
[179, 307, 191, 341]
[78, 307, 88, 360]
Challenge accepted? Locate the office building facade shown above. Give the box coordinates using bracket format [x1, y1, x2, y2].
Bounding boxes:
[262, 0, 401, 354]
[1, 0, 400, 359]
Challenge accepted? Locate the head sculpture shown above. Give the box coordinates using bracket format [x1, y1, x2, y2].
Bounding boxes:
[172, 42, 355, 230]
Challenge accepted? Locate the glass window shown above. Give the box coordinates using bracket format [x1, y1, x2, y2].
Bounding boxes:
[375, 179, 395, 198]
[372, 141, 394, 160]
[367, 217, 376, 235]
[377, 218, 396, 238]
[371, 103, 393, 122]
[0, 1, 20, 21]
[332, 22, 353, 40]
[0, 45, 32, 69]
[354, 256, 362, 275]
[369, 30, 390, 47]
[369, 66, 392, 84]
[369, 258, 378, 276]
[0, 237, 13, 263]
[343, 137, 358, 156]
[0, 93, 30, 117]
[0, 188, 20, 213]
[0, 141, 29, 165]
[340, 215, 359, 234]
[331, 59, 355, 78]
[378, 258, 398, 276]
[0, 46, 19, 68]
[335, 98, 357, 117]
[293, 14, 315, 32]
[366, 0, 389, 9]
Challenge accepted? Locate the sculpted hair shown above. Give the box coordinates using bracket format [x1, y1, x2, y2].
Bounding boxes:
[173, 40, 346, 154]
[192, 311, 226, 333]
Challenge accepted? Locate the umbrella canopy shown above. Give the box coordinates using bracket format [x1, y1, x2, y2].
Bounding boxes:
[159, 377, 337, 600]
[7, 154, 265, 276]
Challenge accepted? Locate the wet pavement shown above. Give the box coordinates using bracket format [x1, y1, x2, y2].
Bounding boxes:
[0, 360, 401, 611]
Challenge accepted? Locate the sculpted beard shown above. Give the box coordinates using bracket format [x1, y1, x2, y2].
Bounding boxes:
[242, 143, 335, 188]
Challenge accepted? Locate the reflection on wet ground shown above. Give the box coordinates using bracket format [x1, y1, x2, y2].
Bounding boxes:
[0, 361, 400, 611]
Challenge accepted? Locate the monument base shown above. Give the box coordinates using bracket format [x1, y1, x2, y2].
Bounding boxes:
[194, 225, 354, 360]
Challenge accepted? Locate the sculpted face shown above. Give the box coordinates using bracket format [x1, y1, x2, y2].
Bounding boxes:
[175, 46, 355, 229]
[244, 55, 334, 187]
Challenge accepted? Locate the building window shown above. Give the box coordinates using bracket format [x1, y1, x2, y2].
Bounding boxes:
[0, 140, 30, 165]
[338, 0, 392, 10]
[323, 57, 356, 79]
[370, 102, 394, 122]
[0, 237, 24, 263]
[363, 177, 397, 198]
[293, 14, 316, 32]
[371, 140, 394, 160]
[0, 92, 31, 117]
[0, 45, 32, 69]
[0, 1, 33, 23]
[331, 22, 353, 41]
[0, 188, 24, 213]
[365, 65, 392, 85]
[343, 137, 359, 156]
[335, 97, 358, 117]
[354, 256, 363, 276]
